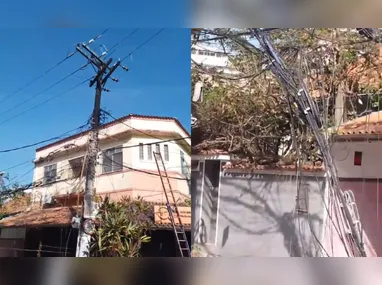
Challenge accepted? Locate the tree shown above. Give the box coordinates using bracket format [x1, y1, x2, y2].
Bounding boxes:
[90, 196, 153, 257]
[192, 28, 382, 165]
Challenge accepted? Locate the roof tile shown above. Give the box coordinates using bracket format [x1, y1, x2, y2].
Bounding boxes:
[336, 111, 382, 135]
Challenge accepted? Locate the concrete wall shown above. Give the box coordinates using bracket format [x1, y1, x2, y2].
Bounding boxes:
[330, 140, 382, 256]
[339, 179, 382, 256]
[331, 140, 382, 179]
[192, 160, 327, 257]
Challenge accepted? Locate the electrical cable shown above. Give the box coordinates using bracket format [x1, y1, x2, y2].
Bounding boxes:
[0, 160, 31, 172]
[120, 28, 165, 62]
[0, 28, 109, 107]
[103, 111, 190, 145]
[104, 28, 140, 58]
[0, 64, 89, 118]
[0, 123, 89, 153]
[0, 77, 92, 127]
[252, 29, 363, 256]
[102, 154, 188, 181]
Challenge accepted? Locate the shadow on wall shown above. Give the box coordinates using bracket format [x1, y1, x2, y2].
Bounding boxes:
[193, 165, 327, 257]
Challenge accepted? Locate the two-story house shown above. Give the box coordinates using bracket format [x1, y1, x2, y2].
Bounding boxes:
[32, 113, 191, 205]
[0, 114, 191, 257]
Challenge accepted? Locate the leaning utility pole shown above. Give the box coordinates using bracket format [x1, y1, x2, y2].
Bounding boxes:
[75, 42, 123, 257]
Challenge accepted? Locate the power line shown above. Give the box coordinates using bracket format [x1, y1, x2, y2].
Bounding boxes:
[4, 167, 35, 187]
[120, 28, 165, 62]
[0, 160, 31, 172]
[0, 64, 89, 118]
[0, 77, 91, 127]
[0, 29, 109, 106]
[0, 123, 89, 153]
[103, 111, 189, 145]
[105, 28, 140, 58]
[103, 154, 188, 181]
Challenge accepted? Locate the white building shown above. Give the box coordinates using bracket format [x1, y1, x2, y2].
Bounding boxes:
[31, 114, 191, 206]
[191, 44, 239, 75]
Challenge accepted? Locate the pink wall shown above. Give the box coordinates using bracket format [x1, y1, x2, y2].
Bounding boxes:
[339, 179, 382, 256]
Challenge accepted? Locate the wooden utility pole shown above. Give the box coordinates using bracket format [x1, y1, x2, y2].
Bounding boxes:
[75, 42, 122, 257]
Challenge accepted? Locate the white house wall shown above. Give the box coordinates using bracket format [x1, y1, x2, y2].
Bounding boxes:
[34, 118, 190, 160]
[331, 141, 382, 179]
[33, 118, 191, 203]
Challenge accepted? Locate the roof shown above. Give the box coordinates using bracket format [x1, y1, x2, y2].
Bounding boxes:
[36, 114, 190, 152]
[223, 161, 325, 172]
[192, 149, 229, 155]
[0, 203, 191, 229]
[0, 194, 31, 216]
[193, 149, 324, 172]
[0, 206, 80, 228]
[336, 111, 382, 135]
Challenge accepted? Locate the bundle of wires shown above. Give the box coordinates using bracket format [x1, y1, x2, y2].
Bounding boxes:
[251, 28, 366, 257]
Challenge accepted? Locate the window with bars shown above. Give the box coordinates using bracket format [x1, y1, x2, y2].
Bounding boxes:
[103, 146, 123, 173]
[147, 144, 152, 160]
[44, 164, 57, 184]
[164, 144, 169, 161]
[139, 143, 144, 160]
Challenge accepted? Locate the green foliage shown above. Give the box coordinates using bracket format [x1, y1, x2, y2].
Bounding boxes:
[184, 198, 191, 207]
[193, 29, 382, 164]
[90, 196, 153, 257]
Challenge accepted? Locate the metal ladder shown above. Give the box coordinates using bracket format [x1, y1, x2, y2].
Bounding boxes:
[153, 151, 191, 257]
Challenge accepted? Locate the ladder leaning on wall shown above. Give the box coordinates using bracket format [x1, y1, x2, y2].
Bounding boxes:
[153, 151, 191, 257]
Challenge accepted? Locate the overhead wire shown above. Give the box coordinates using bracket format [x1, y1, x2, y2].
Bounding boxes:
[104, 28, 140, 59]
[0, 28, 109, 107]
[0, 160, 31, 172]
[0, 77, 92, 127]
[0, 123, 89, 153]
[0, 64, 89, 119]
[252, 29, 364, 256]
[120, 28, 165, 62]
[103, 111, 190, 145]
[102, 154, 188, 181]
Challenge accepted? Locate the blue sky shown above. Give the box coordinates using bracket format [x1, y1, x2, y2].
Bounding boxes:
[0, 28, 191, 185]
[0, 0, 190, 27]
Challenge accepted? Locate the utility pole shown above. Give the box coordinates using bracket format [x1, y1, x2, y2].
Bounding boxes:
[75, 42, 124, 257]
[0, 172, 5, 205]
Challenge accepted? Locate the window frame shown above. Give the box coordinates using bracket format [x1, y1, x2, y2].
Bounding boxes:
[102, 146, 123, 174]
[139, 143, 144, 160]
[164, 144, 169, 161]
[147, 144, 152, 160]
[43, 163, 57, 184]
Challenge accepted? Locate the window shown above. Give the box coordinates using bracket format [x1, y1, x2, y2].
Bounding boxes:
[354, 151, 362, 166]
[139, 143, 144, 160]
[44, 164, 57, 184]
[164, 144, 169, 161]
[69, 157, 85, 178]
[180, 151, 187, 176]
[103, 146, 123, 173]
[147, 144, 152, 160]
[155, 144, 160, 154]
